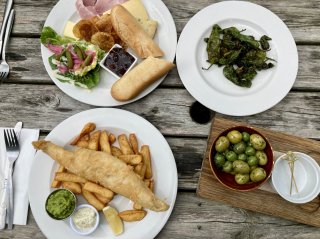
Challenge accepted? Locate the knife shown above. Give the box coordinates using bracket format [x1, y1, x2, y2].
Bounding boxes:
[0, 0, 14, 58]
[0, 121, 22, 230]
[14, 122, 22, 140]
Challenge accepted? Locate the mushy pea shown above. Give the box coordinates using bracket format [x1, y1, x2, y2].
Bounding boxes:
[46, 189, 76, 219]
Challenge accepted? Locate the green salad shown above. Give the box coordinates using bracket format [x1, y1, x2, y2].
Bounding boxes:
[40, 26, 104, 89]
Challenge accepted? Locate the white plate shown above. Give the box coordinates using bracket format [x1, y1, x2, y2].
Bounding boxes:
[41, 0, 177, 106]
[176, 1, 298, 116]
[28, 108, 178, 239]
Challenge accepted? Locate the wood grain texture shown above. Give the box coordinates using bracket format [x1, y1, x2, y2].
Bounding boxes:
[0, 85, 319, 138]
[1, 193, 320, 239]
[0, 0, 320, 43]
[0, 0, 319, 237]
[197, 117, 320, 227]
[164, 0, 320, 43]
[3, 38, 320, 90]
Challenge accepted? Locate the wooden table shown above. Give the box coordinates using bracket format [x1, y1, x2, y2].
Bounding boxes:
[0, 0, 320, 238]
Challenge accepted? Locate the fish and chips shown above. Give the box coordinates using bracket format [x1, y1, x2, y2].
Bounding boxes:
[32, 122, 167, 235]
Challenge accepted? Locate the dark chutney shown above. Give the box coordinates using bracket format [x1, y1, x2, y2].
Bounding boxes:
[104, 47, 136, 77]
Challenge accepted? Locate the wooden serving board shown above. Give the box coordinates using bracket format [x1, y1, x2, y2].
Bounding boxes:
[197, 117, 320, 227]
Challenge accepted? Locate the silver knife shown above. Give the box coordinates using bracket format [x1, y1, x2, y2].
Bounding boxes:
[0, 122, 22, 230]
[14, 122, 22, 140]
[0, 0, 14, 58]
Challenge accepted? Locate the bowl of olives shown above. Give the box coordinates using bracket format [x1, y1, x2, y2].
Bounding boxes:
[209, 126, 274, 191]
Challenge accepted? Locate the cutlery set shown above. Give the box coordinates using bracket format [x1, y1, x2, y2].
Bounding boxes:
[0, 122, 22, 230]
[0, 0, 14, 82]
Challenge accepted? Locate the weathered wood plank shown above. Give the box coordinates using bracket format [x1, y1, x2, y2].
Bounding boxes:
[0, 0, 55, 37]
[3, 38, 320, 90]
[167, 137, 206, 190]
[158, 192, 320, 239]
[2, 192, 320, 239]
[1, 0, 320, 43]
[0, 86, 319, 138]
[164, 0, 320, 43]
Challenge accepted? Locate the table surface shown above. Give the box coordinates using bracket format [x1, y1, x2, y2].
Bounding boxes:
[0, 0, 320, 238]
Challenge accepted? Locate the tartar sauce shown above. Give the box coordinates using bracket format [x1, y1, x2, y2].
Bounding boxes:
[72, 207, 96, 231]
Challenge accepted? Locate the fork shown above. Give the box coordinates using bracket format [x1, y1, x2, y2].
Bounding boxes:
[0, 9, 15, 83]
[3, 129, 20, 229]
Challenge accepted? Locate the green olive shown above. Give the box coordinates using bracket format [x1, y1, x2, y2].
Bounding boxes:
[233, 160, 250, 174]
[227, 130, 242, 144]
[223, 149, 230, 156]
[238, 153, 247, 161]
[247, 142, 253, 147]
[242, 132, 250, 142]
[256, 151, 268, 166]
[250, 167, 267, 182]
[245, 146, 256, 156]
[233, 142, 246, 154]
[222, 161, 233, 173]
[226, 151, 238, 162]
[250, 165, 258, 172]
[215, 136, 230, 153]
[214, 153, 225, 168]
[235, 174, 250, 185]
[247, 156, 259, 166]
[250, 134, 266, 150]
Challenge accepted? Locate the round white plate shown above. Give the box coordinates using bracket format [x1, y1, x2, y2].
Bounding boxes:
[29, 108, 178, 239]
[176, 1, 298, 116]
[41, 0, 177, 106]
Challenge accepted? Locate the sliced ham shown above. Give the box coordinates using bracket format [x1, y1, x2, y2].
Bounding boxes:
[83, 0, 97, 6]
[76, 0, 98, 19]
[76, 0, 128, 19]
[47, 44, 64, 54]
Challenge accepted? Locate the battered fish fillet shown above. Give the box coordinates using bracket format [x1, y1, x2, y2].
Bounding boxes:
[32, 140, 169, 212]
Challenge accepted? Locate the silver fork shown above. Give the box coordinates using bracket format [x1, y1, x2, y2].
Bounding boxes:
[0, 9, 15, 83]
[3, 129, 20, 229]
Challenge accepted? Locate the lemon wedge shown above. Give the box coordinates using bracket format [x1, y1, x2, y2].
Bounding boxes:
[102, 206, 124, 236]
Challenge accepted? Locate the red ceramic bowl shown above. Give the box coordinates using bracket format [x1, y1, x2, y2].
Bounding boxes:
[209, 126, 274, 191]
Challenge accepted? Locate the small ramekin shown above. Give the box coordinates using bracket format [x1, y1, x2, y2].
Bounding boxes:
[69, 204, 100, 236]
[271, 152, 320, 204]
[99, 44, 137, 79]
[45, 189, 77, 220]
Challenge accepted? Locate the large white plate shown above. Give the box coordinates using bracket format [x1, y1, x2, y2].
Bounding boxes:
[41, 0, 177, 106]
[28, 108, 178, 239]
[176, 1, 298, 116]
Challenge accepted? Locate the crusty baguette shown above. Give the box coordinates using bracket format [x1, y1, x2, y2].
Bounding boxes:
[111, 56, 175, 101]
[110, 5, 164, 58]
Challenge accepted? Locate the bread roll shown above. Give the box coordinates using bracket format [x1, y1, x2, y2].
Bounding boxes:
[111, 57, 175, 101]
[110, 5, 164, 58]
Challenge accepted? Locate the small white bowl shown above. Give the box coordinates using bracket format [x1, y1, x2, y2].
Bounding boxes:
[70, 204, 100, 236]
[99, 44, 137, 79]
[271, 152, 320, 204]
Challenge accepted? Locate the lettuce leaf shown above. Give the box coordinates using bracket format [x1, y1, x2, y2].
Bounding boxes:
[49, 56, 100, 89]
[40, 26, 75, 46]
